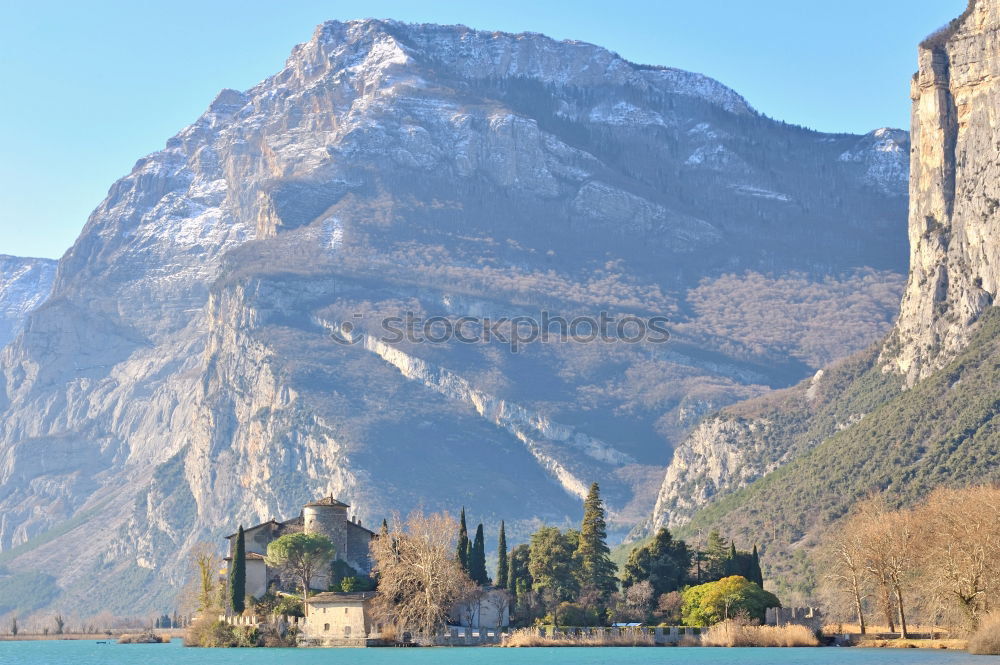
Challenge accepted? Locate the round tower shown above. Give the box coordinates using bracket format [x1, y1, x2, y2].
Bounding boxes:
[303, 495, 349, 551]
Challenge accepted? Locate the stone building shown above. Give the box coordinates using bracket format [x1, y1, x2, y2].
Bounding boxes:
[449, 588, 510, 629]
[225, 495, 375, 598]
[299, 592, 381, 647]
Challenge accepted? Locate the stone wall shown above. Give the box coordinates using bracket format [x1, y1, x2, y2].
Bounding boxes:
[343, 521, 373, 574]
[245, 557, 268, 598]
[766, 606, 823, 630]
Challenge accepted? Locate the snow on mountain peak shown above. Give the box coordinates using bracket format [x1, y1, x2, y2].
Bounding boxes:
[297, 19, 753, 115]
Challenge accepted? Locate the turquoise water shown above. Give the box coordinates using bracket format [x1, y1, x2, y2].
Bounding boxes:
[0, 640, 996, 665]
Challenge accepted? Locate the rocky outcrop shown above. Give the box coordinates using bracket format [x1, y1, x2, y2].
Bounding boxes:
[0, 19, 909, 616]
[649, 417, 778, 530]
[0, 256, 55, 348]
[646, 0, 1000, 539]
[886, 0, 1000, 382]
[644, 356, 885, 535]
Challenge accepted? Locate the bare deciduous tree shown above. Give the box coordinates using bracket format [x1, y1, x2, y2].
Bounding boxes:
[821, 521, 873, 634]
[182, 542, 222, 613]
[855, 497, 917, 638]
[913, 487, 1000, 631]
[458, 583, 485, 628]
[371, 510, 476, 638]
[491, 589, 512, 629]
[824, 487, 1000, 636]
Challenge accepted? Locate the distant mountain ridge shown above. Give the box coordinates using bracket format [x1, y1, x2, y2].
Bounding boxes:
[0, 19, 907, 617]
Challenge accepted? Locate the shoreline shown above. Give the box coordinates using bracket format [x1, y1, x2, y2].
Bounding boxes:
[0, 629, 184, 642]
[856, 638, 968, 651]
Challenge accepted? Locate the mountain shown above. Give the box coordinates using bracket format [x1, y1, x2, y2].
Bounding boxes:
[0, 19, 908, 616]
[645, 0, 1000, 595]
[0, 256, 56, 348]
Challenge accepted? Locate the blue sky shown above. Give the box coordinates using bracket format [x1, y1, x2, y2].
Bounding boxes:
[0, 0, 964, 259]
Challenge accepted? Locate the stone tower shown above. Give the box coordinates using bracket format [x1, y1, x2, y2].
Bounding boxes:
[303, 495, 350, 549]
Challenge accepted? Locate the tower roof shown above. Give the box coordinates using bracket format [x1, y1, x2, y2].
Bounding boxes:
[305, 494, 350, 508]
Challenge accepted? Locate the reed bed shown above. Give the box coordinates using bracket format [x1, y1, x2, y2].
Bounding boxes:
[968, 615, 1000, 655]
[502, 627, 655, 647]
[700, 620, 818, 647]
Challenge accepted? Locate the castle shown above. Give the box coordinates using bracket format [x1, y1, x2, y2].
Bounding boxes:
[225, 495, 375, 597]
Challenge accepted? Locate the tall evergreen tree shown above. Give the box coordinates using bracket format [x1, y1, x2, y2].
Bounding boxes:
[576, 482, 617, 595]
[229, 525, 246, 614]
[496, 521, 509, 589]
[529, 527, 581, 601]
[750, 544, 764, 587]
[380, 518, 389, 536]
[621, 527, 692, 596]
[724, 542, 740, 577]
[704, 530, 730, 582]
[470, 523, 489, 585]
[457, 507, 470, 572]
[507, 543, 532, 599]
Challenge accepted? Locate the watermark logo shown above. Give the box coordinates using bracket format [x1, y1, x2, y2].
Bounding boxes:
[329, 311, 669, 352]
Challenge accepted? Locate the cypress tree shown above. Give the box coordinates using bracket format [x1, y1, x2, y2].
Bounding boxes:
[751, 544, 764, 587]
[457, 508, 470, 572]
[507, 544, 532, 599]
[724, 542, 740, 577]
[470, 523, 489, 585]
[229, 525, 246, 614]
[577, 482, 618, 595]
[496, 521, 508, 589]
[380, 518, 389, 536]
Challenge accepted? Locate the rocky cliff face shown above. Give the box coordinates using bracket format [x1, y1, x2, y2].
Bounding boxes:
[886, 0, 1000, 383]
[648, 0, 1000, 540]
[0, 20, 908, 616]
[0, 256, 55, 348]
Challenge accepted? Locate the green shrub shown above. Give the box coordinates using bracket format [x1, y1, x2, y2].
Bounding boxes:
[184, 617, 237, 647]
[553, 602, 601, 627]
[273, 596, 304, 617]
[340, 576, 375, 592]
[329, 560, 359, 590]
[681, 576, 780, 626]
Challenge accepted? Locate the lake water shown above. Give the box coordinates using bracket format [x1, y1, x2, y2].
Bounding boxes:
[0, 640, 995, 665]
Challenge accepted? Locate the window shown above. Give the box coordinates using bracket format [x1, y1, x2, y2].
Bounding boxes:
[344, 608, 348, 614]
[323, 623, 330, 632]
[344, 625, 351, 637]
